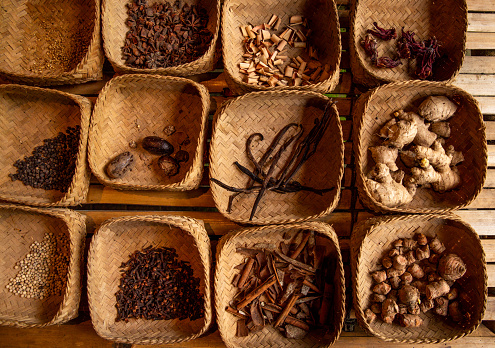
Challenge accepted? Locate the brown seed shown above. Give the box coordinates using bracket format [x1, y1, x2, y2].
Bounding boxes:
[142, 136, 174, 155]
[157, 155, 180, 177]
[175, 150, 189, 163]
[106, 152, 134, 179]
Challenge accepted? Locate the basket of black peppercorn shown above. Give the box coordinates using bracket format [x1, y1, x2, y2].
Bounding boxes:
[0, 84, 91, 206]
[102, 0, 221, 76]
[87, 215, 212, 344]
[88, 74, 209, 191]
[0, 204, 87, 328]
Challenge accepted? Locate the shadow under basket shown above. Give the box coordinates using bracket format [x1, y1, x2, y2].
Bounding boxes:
[0, 204, 87, 328]
[222, 0, 341, 95]
[102, 0, 221, 76]
[353, 80, 487, 214]
[350, 214, 487, 344]
[0, 0, 103, 85]
[0, 84, 92, 207]
[349, 0, 467, 87]
[87, 215, 212, 345]
[89, 74, 210, 191]
[209, 90, 344, 225]
[214, 221, 346, 348]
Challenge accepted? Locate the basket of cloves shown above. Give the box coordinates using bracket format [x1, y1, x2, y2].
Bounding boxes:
[353, 80, 487, 214]
[0, 0, 103, 85]
[0, 84, 92, 206]
[102, 0, 220, 76]
[349, 0, 468, 87]
[351, 213, 487, 344]
[209, 90, 344, 225]
[215, 221, 345, 347]
[0, 204, 87, 328]
[89, 74, 209, 191]
[222, 0, 341, 95]
[87, 215, 212, 344]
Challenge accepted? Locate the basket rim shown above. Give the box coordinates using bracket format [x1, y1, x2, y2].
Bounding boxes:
[349, 0, 468, 85]
[0, 0, 102, 83]
[221, 0, 342, 93]
[87, 214, 212, 344]
[88, 74, 210, 191]
[0, 84, 92, 207]
[214, 221, 346, 348]
[209, 89, 344, 225]
[352, 80, 488, 214]
[0, 203, 87, 328]
[101, 0, 221, 75]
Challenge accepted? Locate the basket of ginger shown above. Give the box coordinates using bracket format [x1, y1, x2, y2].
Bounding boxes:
[353, 81, 487, 214]
[351, 214, 487, 344]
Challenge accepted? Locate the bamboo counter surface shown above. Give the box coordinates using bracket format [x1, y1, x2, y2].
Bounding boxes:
[1, 0, 495, 346]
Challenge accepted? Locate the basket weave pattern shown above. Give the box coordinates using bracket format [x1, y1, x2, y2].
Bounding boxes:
[0, 204, 87, 327]
[350, 0, 467, 86]
[209, 90, 344, 225]
[353, 80, 487, 213]
[102, 0, 220, 76]
[215, 222, 346, 348]
[87, 215, 212, 344]
[0, 84, 92, 206]
[222, 0, 341, 95]
[0, 0, 103, 85]
[89, 74, 210, 191]
[350, 214, 487, 343]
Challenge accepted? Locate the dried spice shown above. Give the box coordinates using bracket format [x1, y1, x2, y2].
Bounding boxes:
[9, 126, 80, 192]
[211, 102, 335, 220]
[416, 37, 440, 80]
[227, 230, 336, 338]
[122, 0, 213, 69]
[376, 57, 402, 68]
[115, 246, 204, 322]
[361, 34, 378, 63]
[366, 233, 470, 327]
[106, 152, 134, 179]
[367, 22, 397, 41]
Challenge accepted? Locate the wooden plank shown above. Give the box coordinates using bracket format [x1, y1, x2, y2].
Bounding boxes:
[466, 189, 495, 209]
[483, 239, 495, 262]
[466, 32, 495, 50]
[460, 56, 495, 74]
[488, 263, 495, 287]
[485, 121, 495, 140]
[454, 74, 495, 96]
[468, 13, 495, 33]
[467, 0, 495, 12]
[476, 97, 495, 114]
[456, 210, 495, 236]
[488, 144, 495, 166]
[485, 297, 495, 321]
[484, 169, 495, 188]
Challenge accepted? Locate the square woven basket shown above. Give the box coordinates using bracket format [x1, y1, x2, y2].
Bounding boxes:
[349, 0, 468, 87]
[102, 0, 221, 76]
[87, 215, 212, 344]
[209, 90, 344, 225]
[353, 80, 487, 214]
[215, 221, 346, 348]
[89, 74, 210, 191]
[222, 0, 341, 95]
[0, 0, 103, 85]
[0, 84, 92, 207]
[350, 213, 487, 344]
[0, 204, 87, 328]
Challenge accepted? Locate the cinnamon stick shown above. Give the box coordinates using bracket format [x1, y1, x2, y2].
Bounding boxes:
[238, 258, 255, 288]
[290, 232, 311, 259]
[237, 275, 276, 310]
[273, 293, 300, 327]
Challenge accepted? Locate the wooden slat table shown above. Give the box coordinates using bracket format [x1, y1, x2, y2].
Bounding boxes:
[1, 0, 495, 346]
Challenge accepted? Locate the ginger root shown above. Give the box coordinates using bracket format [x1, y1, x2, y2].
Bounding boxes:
[381, 298, 399, 324]
[430, 121, 451, 138]
[398, 314, 423, 327]
[366, 164, 415, 207]
[396, 110, 437, 147]
[369, 146, 399, 171]
[418, 96, 458, 122]
[438, 254, 466, 281]
[380, 118, 418, 149]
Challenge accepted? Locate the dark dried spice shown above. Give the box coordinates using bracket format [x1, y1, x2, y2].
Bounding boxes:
[9, 126, 80, 192]
[115, 246, 204, 322]
[142, 136, 174, 155]
[361, 34, 378, 62]
[416, 37, 440, 80]
[175, 149, 189, 163]
[376, 56, 402, 68]
[367, 22, 397, 41]
[106, 152, 134, 179]
[158, 155, 180, 177]
[397, 28, 424, 59]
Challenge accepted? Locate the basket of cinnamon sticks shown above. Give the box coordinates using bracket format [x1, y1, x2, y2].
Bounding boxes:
[215, 221, 345, 347]
[351, 213, 487, 344]
[349, 0, 468, 87]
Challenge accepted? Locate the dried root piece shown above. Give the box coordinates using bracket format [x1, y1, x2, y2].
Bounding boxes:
[398, 314, 423, 327]
[418, 96, 458, 122]
[438, 254, 466, 281]
[371, 270, 387, 283]
[407, 263, 424, 279]
[429, 237, 446, 254]
[373, 282, 392, 295]
[380, 118, 418, 149]
[381, 298, 399, 324]
[369, 146, 399, 171]
[430, 121, 451, 138]
[396, 110, 437, 147]
[426, 279, 450, 300]
[366, 164, 415, 207]
[398, 285, 420, 309]
[364, 308, 377, 324]
[434, 297, 449, 316]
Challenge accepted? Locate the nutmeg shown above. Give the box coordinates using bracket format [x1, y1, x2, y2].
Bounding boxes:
[157, 155, 179, 177]
[175, 149, 189, 163]
[106, 152, 134, 179]
[142, 136, 174, 155]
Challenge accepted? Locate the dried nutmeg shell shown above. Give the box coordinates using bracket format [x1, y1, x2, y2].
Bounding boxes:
[157, 155, 180, 177]
[106, 152, 134, 179]
[175, 150, 189, 163]
[142, 136, 174, 155]
[438, 253, 466, 281]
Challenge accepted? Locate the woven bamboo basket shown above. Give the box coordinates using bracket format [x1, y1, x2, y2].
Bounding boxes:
[89, 74, 210, 191]
[0, 84, 92, 206]
[0, 0, 103, 85]
[350, 214, 487, 343]
[353, 81, 487, 214]
[102, 0, 220, 76]
[0, 204, 87, 327]
[349, 0, 467, 87]
[209, 90, 344, 225]
[215, 222, 345, 348]
[222, 0, 341, 95]
[87, 215, 212, 344]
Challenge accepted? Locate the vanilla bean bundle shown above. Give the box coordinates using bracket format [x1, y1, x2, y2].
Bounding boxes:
[211, 102, 335, 220]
